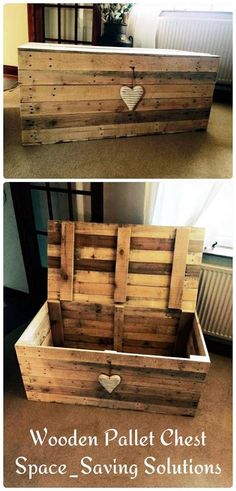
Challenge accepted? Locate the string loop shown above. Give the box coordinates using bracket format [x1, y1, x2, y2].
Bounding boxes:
[130, 66, 136, 87]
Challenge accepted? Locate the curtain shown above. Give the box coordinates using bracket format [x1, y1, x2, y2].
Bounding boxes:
[127, 3, 161, 48]
[144, 181, 233, 248]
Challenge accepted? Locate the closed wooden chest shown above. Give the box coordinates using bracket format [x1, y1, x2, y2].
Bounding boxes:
[15, 221, 210, 416]
[18, 43, 219, 145]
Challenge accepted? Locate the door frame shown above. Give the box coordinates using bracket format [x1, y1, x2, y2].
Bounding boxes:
[10, 182, 103, 306]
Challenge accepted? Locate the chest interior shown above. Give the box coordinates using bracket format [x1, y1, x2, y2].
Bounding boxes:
[47, 221, 205, 359]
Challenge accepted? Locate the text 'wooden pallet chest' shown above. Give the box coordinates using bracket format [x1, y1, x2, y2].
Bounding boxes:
[15, 222, 210, 416]
[18, 43, 219, 145]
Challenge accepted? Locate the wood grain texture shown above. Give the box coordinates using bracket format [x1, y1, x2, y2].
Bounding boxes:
[60, 222, 75, 301]
[114, 305, 124, 352]
[22, 120, 209, 145]
[169, 228, 190, 309]
[20, 98, 213, 116]
[15, 338, 210, 416]
[18, 69, 217, 86]
[21, 109, 210, 130]
[20, 84, 214, 103]
[48, 300, 64, 347]
[18, 44, 218, 144]
[18, 48, 219, 72]
[15, 220, 209, 416]
[114, 226, 131, 303]
[47, 221, 204, 313]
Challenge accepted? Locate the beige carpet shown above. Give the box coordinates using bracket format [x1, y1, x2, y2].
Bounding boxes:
[4, 86, 232, 179]
[4, 325, 232, 487]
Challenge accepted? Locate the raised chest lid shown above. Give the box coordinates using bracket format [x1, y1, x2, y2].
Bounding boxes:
[48, 221, 205, 313]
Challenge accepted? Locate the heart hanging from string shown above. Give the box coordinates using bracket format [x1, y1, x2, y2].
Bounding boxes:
[120, 65, 144, 111]
[98, 374, 121, 394]
[120, 85, 144, 111]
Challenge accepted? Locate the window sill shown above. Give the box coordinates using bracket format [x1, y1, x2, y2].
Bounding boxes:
[203, 246, 233, 259]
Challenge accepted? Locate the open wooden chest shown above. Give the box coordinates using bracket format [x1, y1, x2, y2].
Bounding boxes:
[18, 43, 219, 145]
[15, 221, 210, 416]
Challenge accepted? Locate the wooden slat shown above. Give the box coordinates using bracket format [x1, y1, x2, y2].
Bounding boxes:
[17, 344, 209, 374]
[18, 49, 219, 72]
[60, 222, 75, 301]
[20, 97, 213, 116]
[192, 313, 209, 359]
[128, 273, 170, 287]
[22, 119, 209, 145]
[49, 243, 200, 263]
[22, 108, 210, 130]
[18, 69, 217, 86]
[48, 300, 64, 347]
[23, 375, 202, 398]
[114, 226, 131, 303]
[113, 305, 124, 352]
[20, 84, 215, 103]
[168, 228, 190, 309]
[173, 312, 193, 357]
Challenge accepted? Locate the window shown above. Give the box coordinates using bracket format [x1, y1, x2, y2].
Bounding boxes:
[28, 3, 101, 45]
[145, 181, 233, 251]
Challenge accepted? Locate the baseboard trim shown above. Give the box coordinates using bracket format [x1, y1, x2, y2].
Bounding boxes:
[4, 65, 18, 78]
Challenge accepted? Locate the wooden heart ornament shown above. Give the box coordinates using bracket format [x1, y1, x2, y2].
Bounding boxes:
[120, 85, 144, 111]
[98, 374, 121, 394]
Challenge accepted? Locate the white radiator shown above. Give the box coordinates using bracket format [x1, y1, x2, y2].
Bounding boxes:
[197, 264, 232, 341]
[156, 12, 232, 84]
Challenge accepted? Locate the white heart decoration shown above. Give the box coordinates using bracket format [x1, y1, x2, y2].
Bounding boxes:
[120, 85, 144, 111]
[98, 374, 121, 394]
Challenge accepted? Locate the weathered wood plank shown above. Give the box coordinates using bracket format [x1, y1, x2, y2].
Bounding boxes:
[114, 305, 124, 352]
[20, 84, 215, 103]
[25, 391, 197, 415]
[23, 375, 202, 399]
[114, 226, 131, 303]
[21, 108, 210, 130]
[60, 222, 75, 301]
[49, 244, 201, 265]
[18, 48, 219, 71]
[16, 345, 209, 372]
[19, 69, 217, 86]
[169, 228, 190, 309]
[21, 119, 209, 144]
[19, 355, 207, 383]
[63, 318, 113, 330]
[20, 97, 213, 116]
[47, 300, 64, 347]
[192, 313, 209, 359]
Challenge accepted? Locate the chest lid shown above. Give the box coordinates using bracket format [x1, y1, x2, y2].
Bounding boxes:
[48, 221, 204, 313]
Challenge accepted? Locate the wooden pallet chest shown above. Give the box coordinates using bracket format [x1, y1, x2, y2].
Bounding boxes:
[15, 221, 210, 416]
[18, 43, 219, 145]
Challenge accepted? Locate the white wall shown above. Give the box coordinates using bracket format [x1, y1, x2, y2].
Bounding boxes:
[4, 3, 28, 66]
[104, 183, 146, 224]
[4, 184, 29, 293]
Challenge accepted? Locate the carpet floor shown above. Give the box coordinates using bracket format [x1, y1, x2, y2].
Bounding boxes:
[4, 86, 232, 179]
[4, 325, 232, 487]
